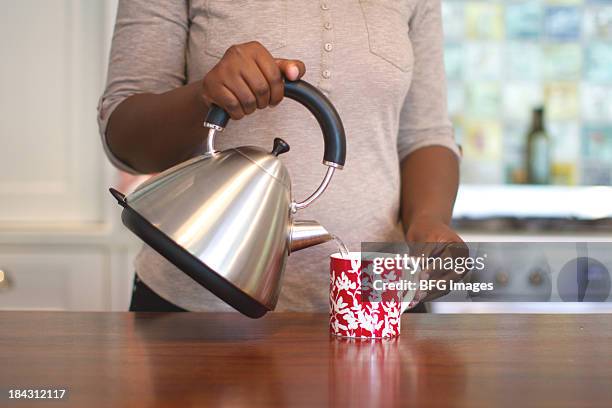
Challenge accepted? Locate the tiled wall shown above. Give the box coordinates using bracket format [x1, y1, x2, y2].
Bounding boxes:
[442, 0, 612, 185]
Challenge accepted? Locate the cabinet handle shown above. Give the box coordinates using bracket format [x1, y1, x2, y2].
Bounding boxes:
[0, 269, 13, 291]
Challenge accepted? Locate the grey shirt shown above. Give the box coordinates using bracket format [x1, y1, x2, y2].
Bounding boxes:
[98, 0, 460, 312]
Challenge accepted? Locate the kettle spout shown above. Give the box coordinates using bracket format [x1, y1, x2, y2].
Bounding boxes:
[290, 220, 332, 253]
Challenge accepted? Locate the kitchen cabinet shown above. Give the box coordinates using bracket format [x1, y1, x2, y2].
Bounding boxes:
[0, 0, 107, 224]
[0, 247, 109, 310]
[0, 0, 138, 311]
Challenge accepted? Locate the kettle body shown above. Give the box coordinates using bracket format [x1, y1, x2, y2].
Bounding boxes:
[110, 80, 346, 318]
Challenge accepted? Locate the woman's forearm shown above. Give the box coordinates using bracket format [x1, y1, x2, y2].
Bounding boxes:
[106, 80, 208, 174]
[400, 146, 459, 232]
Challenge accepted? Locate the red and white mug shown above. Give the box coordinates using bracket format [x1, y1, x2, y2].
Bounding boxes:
[330, 252, 417, 339]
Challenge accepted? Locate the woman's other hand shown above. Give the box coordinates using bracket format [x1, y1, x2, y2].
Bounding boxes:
[201, 41, 306, 120]
[406, 215, 463, 245]
[406, 216, 468, 306]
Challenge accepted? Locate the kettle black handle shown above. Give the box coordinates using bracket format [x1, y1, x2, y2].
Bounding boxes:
[204, 79, 347, 168]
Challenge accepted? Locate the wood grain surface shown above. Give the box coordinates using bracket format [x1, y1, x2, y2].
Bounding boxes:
[1, 312, 611, 407]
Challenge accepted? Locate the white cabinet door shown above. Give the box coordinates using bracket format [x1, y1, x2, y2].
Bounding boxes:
[0, 246, 109, 310]
[0, 0, 107, 224]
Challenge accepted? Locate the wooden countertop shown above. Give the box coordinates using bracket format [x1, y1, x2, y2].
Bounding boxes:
[1, 312, 611, 407]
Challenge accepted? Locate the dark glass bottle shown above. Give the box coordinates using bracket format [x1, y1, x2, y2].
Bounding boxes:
[526, 107, 551, 185]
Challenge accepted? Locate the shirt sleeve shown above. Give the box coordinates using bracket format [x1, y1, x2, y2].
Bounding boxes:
[97, 0, 189, 174]
[397, 0, 461, 163]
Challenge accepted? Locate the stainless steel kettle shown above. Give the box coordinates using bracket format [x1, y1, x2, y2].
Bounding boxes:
[110, 80, 347, 318]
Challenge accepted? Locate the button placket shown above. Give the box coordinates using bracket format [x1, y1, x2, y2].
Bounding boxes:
[319, 1, 334, 93]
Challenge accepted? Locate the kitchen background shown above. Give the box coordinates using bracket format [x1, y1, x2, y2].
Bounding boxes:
[446, 0, 612, 186]
[0, 0, 611, 312]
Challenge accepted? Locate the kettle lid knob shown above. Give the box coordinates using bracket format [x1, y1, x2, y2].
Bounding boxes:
[271, 138, 291, 157]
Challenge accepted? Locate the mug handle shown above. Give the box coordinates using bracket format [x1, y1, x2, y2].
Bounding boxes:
[401, 260, 422, 313]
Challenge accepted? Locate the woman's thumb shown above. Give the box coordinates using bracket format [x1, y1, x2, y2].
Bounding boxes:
[275, 59, 306, 81]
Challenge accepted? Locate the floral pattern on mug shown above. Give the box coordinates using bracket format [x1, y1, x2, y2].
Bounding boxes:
[330, 254, 404, 339]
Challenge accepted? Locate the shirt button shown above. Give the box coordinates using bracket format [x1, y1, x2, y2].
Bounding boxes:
[324, 43, 333, 52]
[324, 22, 332, 30]
[321, 3, 329, 10]
[322, 70, 331, 79]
